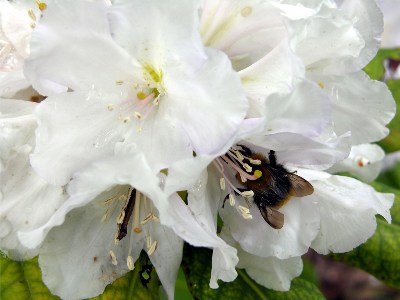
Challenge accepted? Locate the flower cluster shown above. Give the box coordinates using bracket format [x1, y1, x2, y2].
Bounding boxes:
[0, 0, 396, 299]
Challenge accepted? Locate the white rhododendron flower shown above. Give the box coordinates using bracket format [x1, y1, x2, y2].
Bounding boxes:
[377, 0, 400, 48]
[24, 0, 248, 187]
[18, 158, 239, 299]
[0, 99, 65, 259]
[328, 144, 385, 182]
[0, 0, 397, 298]
[0, 0, 43, 98]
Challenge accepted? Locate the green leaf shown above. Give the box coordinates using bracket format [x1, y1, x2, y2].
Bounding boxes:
[182, 246, 325, 300]
[330, 184, 400, 288]
[0, 255, 59, 300]
[364, 49, 400, 80]
[0, 252, 160, 300]
[376, 162, 400, 190]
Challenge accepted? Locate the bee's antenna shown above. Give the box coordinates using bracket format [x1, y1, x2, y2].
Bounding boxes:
[269, 150, 277, 167]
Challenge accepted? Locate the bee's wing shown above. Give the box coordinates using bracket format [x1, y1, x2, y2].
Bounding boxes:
[287, 173, 314, 197]
[259, 206, 284, 229]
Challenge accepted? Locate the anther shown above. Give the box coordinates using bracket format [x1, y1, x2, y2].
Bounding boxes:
[117, 210, 125, 225]
[241, 190, 254, 198]
[109, 250, 118, 266]
[249, 159, 262, 165]
[220, 177, 226, 190]
[242, 213, 253, 220]
[238, 205, 250, 215]
[122, 116, 131, 123]
[141, 213, 153, 225]
[146, 236, 152, 249]
[148, 240, 158, 256]
[115, 80, 124, 85]
[243, 163, 252, 172]
[235, 150, 244, 161]
[134, 111, 142, 119]
[229, 194, 236, 206]
[127, 255, 135, 270]
[240, 173, 247, 183]
[107, 104, 114, 111]
[27, 8, 36, 21]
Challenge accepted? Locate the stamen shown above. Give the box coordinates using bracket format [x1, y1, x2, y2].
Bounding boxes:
[148, 240, 158, 256]
[243, 163, 252, 172]
[250, 158, 262, 165]
[242, 213, 253, 220]
[117, 209, 125, 225]
[27, 9, 36, 21]
[134, 111, 142, 119]
[220, 177, 226, 190]
[241, 190, 254, 198]
[109, 250, 118, 266]
[221, 155, 260, 181]
[115, 80, 124, 85]
[133, 190, 142, 233]
[127, 255, 135, 270]
[141, 213, 153, 225]
[240, 173, 247, 183]
[235, 150, 244, 161]
[122, 116, 131, 123]
[107, 104, 114, 111]
[238, 205, 250, 214]
[152, 94, 161, 106]
[229, 194, 236, 206]
[146, 236, 152, 249]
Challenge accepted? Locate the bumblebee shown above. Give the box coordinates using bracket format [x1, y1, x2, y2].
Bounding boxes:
[234, 145, 314, 229]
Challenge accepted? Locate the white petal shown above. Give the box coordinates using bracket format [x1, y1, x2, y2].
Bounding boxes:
[247, 130, 351, 169]
[200, 0, 289, 69]
[240, 41, 305, 102]
[339, 0, 383, 71]
[19, 154, 165, 249]
[31, 91, 127, 186]
[164, 47, 247, 155]
[262, 80, 331, 138]
[0, 99, 64, 259]
[148, 223, 183, 300]
[328, 144, 385, 182]
[37, 190, 136, 300]
[310, 175, 394, 254]
[317, 71, 396, 144]
[25, 0, 135, 95]
[0, 70, 31, 98]
[166, 182, 239, 288]
[240, 255, 302, 291]
[377, 0, 400, 48]
[110, 0, 205, 70]
[221, 228, 303, 291]
[220, 194, 320, 259]
[381, 151, 400, 172]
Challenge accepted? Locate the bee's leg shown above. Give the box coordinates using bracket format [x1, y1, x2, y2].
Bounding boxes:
[269, 150, 277, 167]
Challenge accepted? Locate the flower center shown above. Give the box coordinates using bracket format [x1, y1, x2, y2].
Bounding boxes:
[102, 186, 160, 270]
[106, 64, 165, 130]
